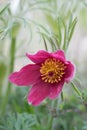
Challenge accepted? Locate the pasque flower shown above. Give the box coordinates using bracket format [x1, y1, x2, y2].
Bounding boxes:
[9, 50, 75, 106]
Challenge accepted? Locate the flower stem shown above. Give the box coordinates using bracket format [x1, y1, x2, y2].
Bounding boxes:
[47, 116, 53, 130]
[61, 91, 64, 101]
[1, 37, 16, 115]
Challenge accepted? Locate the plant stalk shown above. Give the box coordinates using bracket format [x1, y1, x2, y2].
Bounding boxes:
[1, 37, 16, 115]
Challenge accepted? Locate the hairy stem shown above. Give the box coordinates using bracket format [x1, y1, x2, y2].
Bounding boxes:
[1, 37, 16, 115]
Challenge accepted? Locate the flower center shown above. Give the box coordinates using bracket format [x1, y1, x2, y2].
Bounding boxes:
[40, 58, 66, 84]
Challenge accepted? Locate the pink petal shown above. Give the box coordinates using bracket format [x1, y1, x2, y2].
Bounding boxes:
[26, 50, 50, 64]
[28, 81, 50, 106]
[49, 81, 64, 99]
[51, 50, 66, 61]
[9, 64, 40, 86]
[64, 61, 76, 83]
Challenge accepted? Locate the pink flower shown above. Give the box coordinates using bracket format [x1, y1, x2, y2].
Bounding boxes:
[9, 50, 75, 106]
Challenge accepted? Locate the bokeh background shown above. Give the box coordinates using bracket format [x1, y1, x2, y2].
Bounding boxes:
[0, 0, 87, 130]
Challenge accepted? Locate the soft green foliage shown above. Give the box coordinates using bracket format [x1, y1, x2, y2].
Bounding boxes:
[0, 87, 87, 130]
[0, 0, 87, 130]
[37, 15, 77, 52]
[0, 113, 37, 130]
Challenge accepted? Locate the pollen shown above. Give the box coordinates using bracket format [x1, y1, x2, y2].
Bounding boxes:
[40, 58, 66, 84]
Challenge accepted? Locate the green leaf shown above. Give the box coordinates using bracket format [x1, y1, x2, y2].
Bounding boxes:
[41, 34, 48, 51]
[68, 17, 77, 42]
[0, 3, 10, 15]
[63, 25, 67, 50]
[71, 82, 82, 98]
[39, 31, 57, 50]
[68, 14, 73, 30]
[28, 18, 50, 34]
[57, 17, 62, 45]
[52, 33, 60, 49]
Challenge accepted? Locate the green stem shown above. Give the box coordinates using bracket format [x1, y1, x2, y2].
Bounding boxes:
[47, 116, 53, 130]
[61, 91, 64, 101]
[1, 37, 16, 115]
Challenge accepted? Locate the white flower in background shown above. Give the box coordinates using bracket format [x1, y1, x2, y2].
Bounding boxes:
[10, 0, 20, 15]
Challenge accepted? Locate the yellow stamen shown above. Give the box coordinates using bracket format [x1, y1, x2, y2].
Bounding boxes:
[40, 58, 66, 84]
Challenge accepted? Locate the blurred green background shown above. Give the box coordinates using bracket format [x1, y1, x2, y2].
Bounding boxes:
[0, 0, 87, 130]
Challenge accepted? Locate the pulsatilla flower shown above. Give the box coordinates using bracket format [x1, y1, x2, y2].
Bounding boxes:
[9, 50, 75, 106]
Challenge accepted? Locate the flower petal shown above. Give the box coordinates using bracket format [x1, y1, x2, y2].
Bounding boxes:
[26, 50, 50, 63]
[51, 50, 66, 61]
[9, 64, 40, 86]
[28, 81, 50, 106]
[49, 81, 64, 99]
[65, 61, 76, 83]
